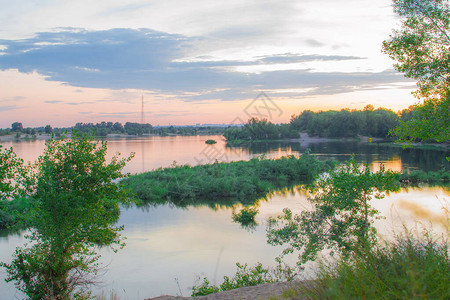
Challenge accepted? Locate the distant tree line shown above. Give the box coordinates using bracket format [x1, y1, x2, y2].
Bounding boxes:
[73, 121, 152, 136]
[1, 121, 229, 138]
[153, 125, 227, 136]
[223, 105, 442, 142]
[0, 122, 51, 137]
[290, 105, 399, 138]
[223, 118, 300, 142]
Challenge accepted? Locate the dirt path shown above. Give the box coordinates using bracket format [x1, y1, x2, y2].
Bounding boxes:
[146, 281, 312, 300]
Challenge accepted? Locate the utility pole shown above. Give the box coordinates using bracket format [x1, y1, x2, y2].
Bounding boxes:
[141, 95, 144, 124]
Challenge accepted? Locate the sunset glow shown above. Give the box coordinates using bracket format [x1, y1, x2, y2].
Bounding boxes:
[0, 0, 418, 128]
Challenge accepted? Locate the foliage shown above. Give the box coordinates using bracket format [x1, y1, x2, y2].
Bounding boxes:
[191, 262, 299, 296]
[11, 122, 23, 132]
[74, 121, 152, 136]
[153, 125, 227, 136]
[382, 0, 449, 96]
[205, 139, 217, 144]
[191, 278, 220, 296]
[125, 152, 336, 207]
[391, 95, 449, 143]
[223, 118, 299, 142]
[232, 206, 259, 227]
[290, 107, 399, 138]
[399, 168, 450, 184]
[267, 158, 400, 264]
[297, 230, 449, 299]
[44, 124, 53, 134]
[0, 145, 33, 229]
[0, 146, 31, 202]
[383, 0, 450, 143]
[1, 133, 133, 299]
[0, 197, 34, 230]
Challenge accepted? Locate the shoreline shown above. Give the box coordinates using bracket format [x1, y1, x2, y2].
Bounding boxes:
[1, 132, 447, 152]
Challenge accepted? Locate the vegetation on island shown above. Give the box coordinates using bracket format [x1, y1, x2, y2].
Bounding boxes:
[232, 206, 259, 228]
[124, 152, 337, 207]
[205, 139, 217, 144]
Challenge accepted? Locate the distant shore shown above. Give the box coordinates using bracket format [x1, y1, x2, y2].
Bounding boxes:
[0, 133, 52, 143]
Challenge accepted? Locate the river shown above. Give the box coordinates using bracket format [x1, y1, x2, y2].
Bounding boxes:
[0, 135, 448, 299]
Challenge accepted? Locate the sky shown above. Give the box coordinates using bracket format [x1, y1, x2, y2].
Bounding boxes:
[0, 0, 418, 128]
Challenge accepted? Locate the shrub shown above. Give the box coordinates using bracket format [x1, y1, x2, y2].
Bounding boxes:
[191, 262, 299, 296]
[232, 206, 259, 226]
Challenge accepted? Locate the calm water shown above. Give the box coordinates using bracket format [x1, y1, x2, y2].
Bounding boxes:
[0, 136, 448, 299]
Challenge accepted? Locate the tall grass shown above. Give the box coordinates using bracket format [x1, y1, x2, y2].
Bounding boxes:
[283, 229, 449, 299]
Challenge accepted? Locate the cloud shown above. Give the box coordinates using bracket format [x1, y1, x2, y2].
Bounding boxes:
[0, 105, 20, 112]
[0, 28, 412, 101]
[257, 53, 365, 64]
[45, 100, 63, 104]
[304, 39, 324, 47]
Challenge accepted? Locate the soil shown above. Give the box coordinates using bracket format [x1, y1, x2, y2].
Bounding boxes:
[145, 280, 314, 300]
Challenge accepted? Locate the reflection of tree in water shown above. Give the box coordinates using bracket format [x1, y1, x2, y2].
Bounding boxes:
[228, 141, 449, 172]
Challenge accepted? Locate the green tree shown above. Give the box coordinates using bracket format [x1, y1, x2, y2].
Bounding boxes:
[0, 146, 30, 201]
[2, 134, 134, 299]
[44, 125, 53, 134]
[11, 122, 23, 132]
[267, 158, 399, 264]
[382, 0, 450, 143]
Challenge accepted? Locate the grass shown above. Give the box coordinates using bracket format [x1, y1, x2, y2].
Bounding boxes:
[124, 152, 337, 207]
[398, 169, 449, 184]
[280, 229, 450, 299]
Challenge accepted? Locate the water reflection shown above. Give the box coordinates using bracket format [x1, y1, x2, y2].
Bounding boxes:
[0, 136, 448, 298]
[229, 141, 449, 172]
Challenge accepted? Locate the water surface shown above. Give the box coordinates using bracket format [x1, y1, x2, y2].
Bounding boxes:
[0, 136, 448, 298]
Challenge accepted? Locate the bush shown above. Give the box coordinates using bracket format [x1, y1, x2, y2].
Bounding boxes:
[232, 206, 259, 226]
[191, 262, 299, 296]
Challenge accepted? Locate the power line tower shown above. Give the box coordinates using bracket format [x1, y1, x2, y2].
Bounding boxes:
[140, 95, 144, 124]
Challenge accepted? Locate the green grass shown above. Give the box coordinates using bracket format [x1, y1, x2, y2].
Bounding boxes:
[399, 169, 449, 184]
[124, 152, 336, 207]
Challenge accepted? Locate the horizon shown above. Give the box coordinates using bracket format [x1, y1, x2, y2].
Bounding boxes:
[0, 103, 410, 130]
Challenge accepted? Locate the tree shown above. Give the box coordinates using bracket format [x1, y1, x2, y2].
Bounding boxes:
[11, 122, 23, 132]
[44, 125, 53, 134]
[0, 146, 30, 202]
[267, 158, 399, 264]
[382, 0, 449, 143]
[2, 134, 134, 299]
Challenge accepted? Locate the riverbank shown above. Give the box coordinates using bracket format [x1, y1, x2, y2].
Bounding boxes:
[0, 133, 52, 142]
[146, 280, 312, 300]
